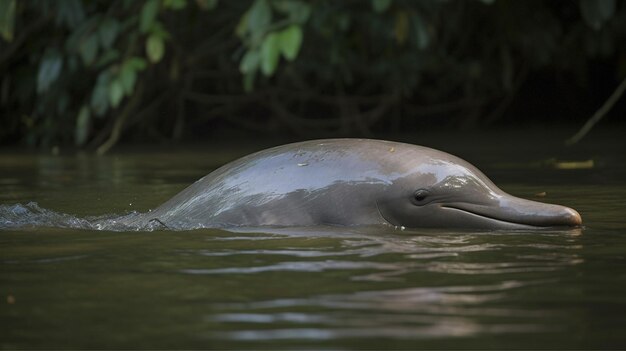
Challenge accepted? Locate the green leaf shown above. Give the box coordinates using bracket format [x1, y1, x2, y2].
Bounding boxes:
[109, 78, 124, 108]
[248, 0, 272, 32]
[372, 0, 392, 13]
[120, 60, 138, 95]
[239, 49, 260, 74]
[580, 0, 615, 30]
[79, 33, 99, 65]
[37, 49, 63, 94]
[278, 25, 303, 61]
[260, 32, 280, 76]
[91, 71, 111, 116]
[140, 0, 160, 33]
[127, 56, 148, 71]
[98, 18, 120, 49]
[164, 0, 187, 10]
[75, 105, 91, 146]
[0, 0, 16, 41]
[146, 34, 165, 63]
[272, 1, 311, 23]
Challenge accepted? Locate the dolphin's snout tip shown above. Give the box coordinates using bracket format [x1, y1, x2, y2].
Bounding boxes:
[563, 207, 582, 226]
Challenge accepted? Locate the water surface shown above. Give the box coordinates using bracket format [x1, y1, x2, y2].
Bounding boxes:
[1, 134, 626, 349]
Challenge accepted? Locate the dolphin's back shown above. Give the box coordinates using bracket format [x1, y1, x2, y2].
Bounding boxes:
[142, 139, 425, 228]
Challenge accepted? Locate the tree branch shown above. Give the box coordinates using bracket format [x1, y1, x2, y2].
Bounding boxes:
[96, 83, 144, 155]
[566, 75, 626, 145]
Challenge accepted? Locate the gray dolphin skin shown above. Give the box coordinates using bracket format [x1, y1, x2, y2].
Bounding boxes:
[137, 139, 582, 230]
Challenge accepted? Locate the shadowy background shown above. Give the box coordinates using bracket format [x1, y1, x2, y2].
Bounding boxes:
[0, 0, 624, 153]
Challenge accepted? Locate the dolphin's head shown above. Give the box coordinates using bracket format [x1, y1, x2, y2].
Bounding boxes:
[376, 149, 582, 229]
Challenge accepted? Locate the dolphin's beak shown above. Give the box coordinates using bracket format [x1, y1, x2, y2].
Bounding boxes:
[444, 195, 582, 228]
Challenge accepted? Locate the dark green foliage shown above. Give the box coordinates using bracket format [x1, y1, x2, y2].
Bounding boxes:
[0, 0, 624, 150]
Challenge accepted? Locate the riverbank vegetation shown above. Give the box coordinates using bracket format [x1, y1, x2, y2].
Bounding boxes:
[0, 0, 624, 152]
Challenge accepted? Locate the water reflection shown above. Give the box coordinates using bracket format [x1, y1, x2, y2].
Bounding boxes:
[169, 227, 586, 342]
[191, 227, 586, 279]
[209, 279, 561, 341]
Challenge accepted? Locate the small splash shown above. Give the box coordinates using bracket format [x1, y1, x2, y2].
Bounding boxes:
[0, 202, 162, 231]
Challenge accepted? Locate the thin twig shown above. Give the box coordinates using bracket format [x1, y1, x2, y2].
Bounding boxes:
[566, 75, 626, 146]
[96, 83, 144, 155]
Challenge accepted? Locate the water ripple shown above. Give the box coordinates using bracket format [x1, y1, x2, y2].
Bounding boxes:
[0, 202, 162, 231]
[181, 260, 413, 275]
[208, 280, 562, 341]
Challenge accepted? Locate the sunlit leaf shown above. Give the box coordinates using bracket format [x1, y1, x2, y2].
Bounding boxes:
[0, 0, 16, 41]
[372, 0, 391, 13]
[109, 78, 124, 108]
[79, 33, 98, 65]
[146, 34, 165, 63]
[140, 0, 160, 33]
[75, 105, 91, 146]
[260, 32, 280, 76]
[239, 49, 260, 74]
[98, 18, 120, 49]
[278, 25, 302, 61]
[37, 49, 63, 94]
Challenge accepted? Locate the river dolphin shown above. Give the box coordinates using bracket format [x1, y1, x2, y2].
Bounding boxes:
[133, 139, 582, 230]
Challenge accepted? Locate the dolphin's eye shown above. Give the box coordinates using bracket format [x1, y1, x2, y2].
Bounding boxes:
[412, 189, 430, 205]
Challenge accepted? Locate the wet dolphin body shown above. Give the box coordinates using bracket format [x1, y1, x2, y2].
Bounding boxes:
[134, 139, 582, 230]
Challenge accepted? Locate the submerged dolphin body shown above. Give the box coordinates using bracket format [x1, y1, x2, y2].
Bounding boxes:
[132, 139, 581, 230]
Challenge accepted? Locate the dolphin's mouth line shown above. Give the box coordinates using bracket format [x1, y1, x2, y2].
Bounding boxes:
[375, 200, 394, 227]
[440, 205, 543, 228]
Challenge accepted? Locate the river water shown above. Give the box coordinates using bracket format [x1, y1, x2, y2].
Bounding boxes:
[1, 131, 625, 349]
